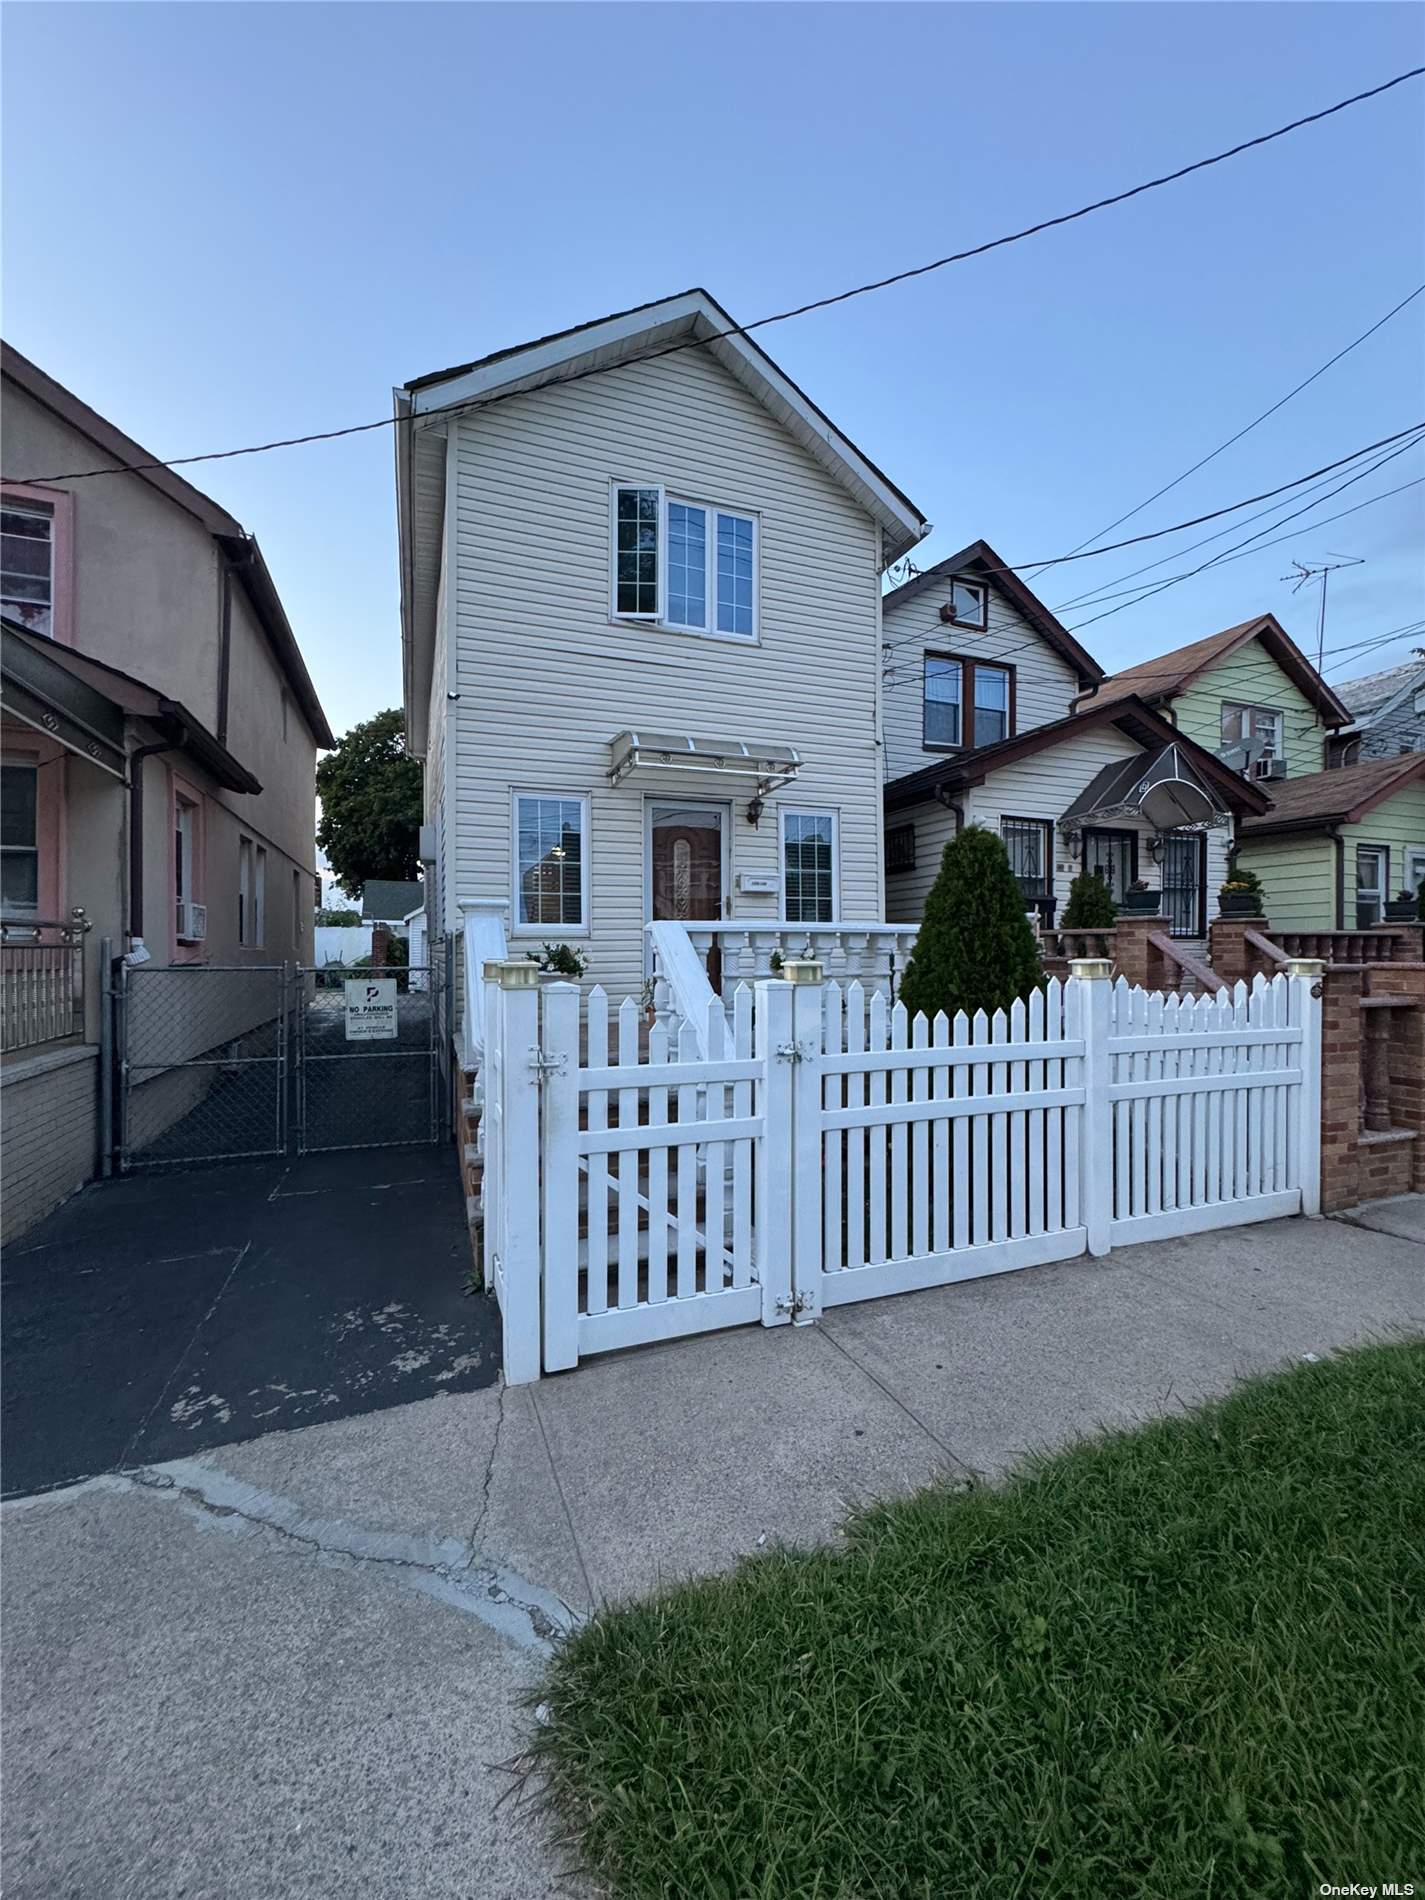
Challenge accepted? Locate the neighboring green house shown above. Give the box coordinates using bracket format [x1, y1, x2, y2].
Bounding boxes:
[1078, 615, 1425, 929]
[1233, 755, 1425, 931]
[1075, 612, 1351, 783]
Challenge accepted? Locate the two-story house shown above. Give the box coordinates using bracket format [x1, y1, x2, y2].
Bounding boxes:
[1076, 614, 1425, 929]
[395, 290, 930, 1005]
[881, 546, 1267, 946]
[1, 344, 332, 1237]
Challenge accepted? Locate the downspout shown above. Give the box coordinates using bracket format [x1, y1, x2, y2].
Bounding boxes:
[127, 729, 183, 954]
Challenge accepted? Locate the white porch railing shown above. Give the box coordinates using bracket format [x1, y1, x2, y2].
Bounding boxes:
[647, 920, 919, 1058]
[459, 899, 508, 1073]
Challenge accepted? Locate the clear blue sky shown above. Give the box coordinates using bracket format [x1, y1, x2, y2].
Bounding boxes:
[4, 3, 1423, 739]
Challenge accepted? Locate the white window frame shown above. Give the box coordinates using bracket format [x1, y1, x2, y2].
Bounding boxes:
[609, 480, 759, 642]
[941, 576, 988, 631]
[0, 758, 40, 917]
[510, 789, 591, 937]
[1408, 848, 1425, 895]
[1221, 701, 1285, 776]
[1354, 843, 1388, 926]
[779, 807, 840, 925]
[0, 501, 55, 634]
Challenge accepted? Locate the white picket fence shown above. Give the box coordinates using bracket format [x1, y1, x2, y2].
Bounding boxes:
[478, 961, 1323, 1382]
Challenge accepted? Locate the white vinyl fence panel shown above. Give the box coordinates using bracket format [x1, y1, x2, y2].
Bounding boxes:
[478, 964, 1322, 1382]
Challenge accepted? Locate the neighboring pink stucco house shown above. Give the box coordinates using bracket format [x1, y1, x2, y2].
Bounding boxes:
[1, 344, 333, 1238]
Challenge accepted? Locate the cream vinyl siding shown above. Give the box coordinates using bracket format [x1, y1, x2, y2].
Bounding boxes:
[887, 724, 1233, 943]
[1172, 640, 1330, 779]
[881, 579, 1083, 783]
[442, 346, 884, 999]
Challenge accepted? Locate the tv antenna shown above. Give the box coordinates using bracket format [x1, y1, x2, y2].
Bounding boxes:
[1281, 552, 1364, 684]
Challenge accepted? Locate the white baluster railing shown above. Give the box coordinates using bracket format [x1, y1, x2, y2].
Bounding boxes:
[651, 921, 918, 1018]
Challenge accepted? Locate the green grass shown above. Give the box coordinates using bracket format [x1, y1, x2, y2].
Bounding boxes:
[538, 1341, 1425, 1900]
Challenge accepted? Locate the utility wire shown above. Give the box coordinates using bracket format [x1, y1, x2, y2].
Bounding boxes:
[879, 456, 1425, 664]
[1062, 433, 1425, 632]
[1024, 281, 1425, 576]
[8, 66, 1422, 490]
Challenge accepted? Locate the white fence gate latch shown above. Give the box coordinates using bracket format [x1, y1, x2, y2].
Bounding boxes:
[528, 1045, 567, 1079]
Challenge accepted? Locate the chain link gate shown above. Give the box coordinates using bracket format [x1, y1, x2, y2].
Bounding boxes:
[296, 962, 442, 1153]
[118, 963, 291, 1171]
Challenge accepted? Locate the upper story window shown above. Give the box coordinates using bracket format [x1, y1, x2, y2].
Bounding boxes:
[885, 823, 916, 875]
[938, 576, 988, 631]
[1221, 702, 1284, 777]
[1, 504, 53, 636]
[923, 654, 1014, 749]
[612, 483, 758, 639]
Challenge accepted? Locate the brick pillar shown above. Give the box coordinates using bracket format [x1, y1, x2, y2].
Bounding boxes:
[1112, 913, 1168, 989]
[1319, 966, 1363, 1213]
[1208, 917, 1253, 987]
[1383, 923, 1425, 963]
[371, 923, 389, 969]
[1384, 964, 1425, 1191]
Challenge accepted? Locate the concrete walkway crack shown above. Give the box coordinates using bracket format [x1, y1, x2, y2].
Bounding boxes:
[464, 1377, 508, 1563]
[127, 1457, 580, 1655]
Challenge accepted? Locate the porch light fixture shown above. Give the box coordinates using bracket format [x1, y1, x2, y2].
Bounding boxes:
[746, 796, 764, 828]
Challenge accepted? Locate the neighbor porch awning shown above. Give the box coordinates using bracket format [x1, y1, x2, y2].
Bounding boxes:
[608, 730, 801, 791]
[1058, 743, 1229, 834]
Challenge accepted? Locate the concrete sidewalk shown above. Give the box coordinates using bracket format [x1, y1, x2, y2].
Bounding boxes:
[5, 1210, 1422, 1898]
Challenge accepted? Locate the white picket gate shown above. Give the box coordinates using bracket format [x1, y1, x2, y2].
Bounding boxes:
[479, 960, 1323, 1382]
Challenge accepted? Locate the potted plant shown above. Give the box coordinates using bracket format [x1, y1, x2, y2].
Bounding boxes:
[1119, 878, 1161, 916]
[1385, 889, 1418, 923]
[1217, 863, 1266, 918]
[524, 942, 590, 982]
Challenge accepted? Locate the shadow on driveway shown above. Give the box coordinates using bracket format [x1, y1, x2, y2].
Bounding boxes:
[1, 1146, 499, 1499]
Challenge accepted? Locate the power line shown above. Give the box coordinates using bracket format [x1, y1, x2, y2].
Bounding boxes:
[1050, 436, 1425, 612]
[1024, 282, 1425, 576]
[1061, 432, 1425, 631]
[9, 65, 1423, 490]
[878, 458, 1425, 664]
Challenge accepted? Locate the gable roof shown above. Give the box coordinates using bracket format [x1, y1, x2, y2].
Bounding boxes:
[1239, 753, 1425, 836]
[398, 287, 930, 560]
[361, 879, 424, 922]
[396, 288, 931, 757]
[883, 693, 1271, 816]
[1, 343, 334, 749]
[881, 539, 1104, 685]
[1334, 656, 1425, 723]
[1074, 612, 1352, 730]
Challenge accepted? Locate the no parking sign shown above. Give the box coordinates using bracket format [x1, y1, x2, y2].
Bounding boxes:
[343, 978, 398, 1041]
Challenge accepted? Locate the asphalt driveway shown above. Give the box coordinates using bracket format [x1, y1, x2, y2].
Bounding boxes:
[1, 1144, 498, 1498]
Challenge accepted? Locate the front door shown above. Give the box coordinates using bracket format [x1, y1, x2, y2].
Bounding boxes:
[1160, 832, 1205, 938]
[648, 802, 727, 984]
[1083, 828, 1137, 904]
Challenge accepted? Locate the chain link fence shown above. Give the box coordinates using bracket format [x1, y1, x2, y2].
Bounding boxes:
[120, 964, 289, 1170]
[297, 964, 440, 1153]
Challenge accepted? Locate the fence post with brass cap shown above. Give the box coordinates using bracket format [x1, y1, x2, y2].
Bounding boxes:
[493, 956, 542, 1382]
[1069, 956, 1113, 1256]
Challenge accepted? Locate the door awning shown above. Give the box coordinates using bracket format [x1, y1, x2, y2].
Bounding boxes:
[608, 730, 801, 791]
[1, 622, 127, 781]
[1058, 744, 1229, 834]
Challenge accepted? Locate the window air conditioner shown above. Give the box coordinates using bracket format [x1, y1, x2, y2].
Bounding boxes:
[176, 901, 208, 942]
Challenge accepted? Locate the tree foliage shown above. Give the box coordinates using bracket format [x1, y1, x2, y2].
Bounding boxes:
[315, 906, 361, 927]
[1061, 870, 1118, 930]
[315, 710, 422, 898]
[897, 826, 1044, 1022]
